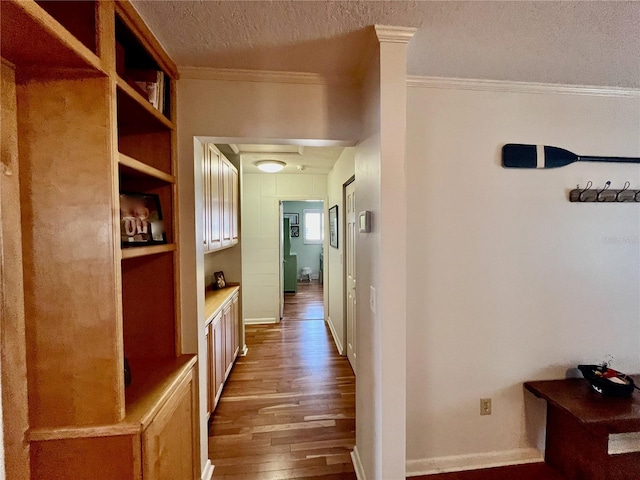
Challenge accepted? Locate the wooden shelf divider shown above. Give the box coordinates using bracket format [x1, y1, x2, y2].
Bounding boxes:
[119, 153, 175, 183]
[0, 0, 103, 72]
[121, 243, 176, 260]
[116, 76, 174, 129]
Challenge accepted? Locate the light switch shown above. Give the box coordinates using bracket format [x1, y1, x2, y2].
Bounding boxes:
[369, 286, 376, 313]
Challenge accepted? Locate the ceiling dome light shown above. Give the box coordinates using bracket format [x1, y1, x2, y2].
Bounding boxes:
[256, 160, 286, 173]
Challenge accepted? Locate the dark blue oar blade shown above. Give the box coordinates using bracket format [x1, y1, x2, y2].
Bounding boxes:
[502, 144, 537, 168]
[503, 144, 640, 168]
[502, 144, 577, 168]
[544, 146, 577, 168]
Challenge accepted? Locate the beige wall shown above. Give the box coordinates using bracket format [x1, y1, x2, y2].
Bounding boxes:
[405, 82, 640, 474]
[242, 173, 327, 323]
[353, 48, 382, 479]
[326, 148, 356, 352]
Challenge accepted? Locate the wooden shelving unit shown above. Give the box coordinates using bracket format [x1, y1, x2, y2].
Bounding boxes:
[1, 0, 103, 71]
[121, 243, 177, 260]
[119, 153, 176, 183]
[0, 1, 198, 479]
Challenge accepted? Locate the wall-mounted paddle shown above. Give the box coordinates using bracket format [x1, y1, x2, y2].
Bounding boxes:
[502, 144, 640, 169]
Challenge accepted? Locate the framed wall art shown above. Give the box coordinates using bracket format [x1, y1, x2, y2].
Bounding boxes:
[329, 205, 338, 248]
[283, 213, 299, 226]
[119, 192, 166, 246]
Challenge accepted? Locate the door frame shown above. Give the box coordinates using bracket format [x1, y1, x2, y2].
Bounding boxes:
[278, 197, 326, 321]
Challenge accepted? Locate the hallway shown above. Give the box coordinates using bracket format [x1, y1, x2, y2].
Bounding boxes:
[210, 281, 357, 479]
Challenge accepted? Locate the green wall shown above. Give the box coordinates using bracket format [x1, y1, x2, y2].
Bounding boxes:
[282, 201, 324, 279]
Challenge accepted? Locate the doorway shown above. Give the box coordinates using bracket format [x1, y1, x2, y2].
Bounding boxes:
[191, 139, 357, 476]
[280, 200, 325, 320]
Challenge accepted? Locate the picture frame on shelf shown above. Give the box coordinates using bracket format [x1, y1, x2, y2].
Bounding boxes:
[119, 192, 166, 247]
[213, 271, 226, 290]
[284, 213, 299, 226]
[291, 225, 300, 238]
[329, 205, 338, 248]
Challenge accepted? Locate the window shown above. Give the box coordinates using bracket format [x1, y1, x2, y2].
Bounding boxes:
[303, 209, 324, 244]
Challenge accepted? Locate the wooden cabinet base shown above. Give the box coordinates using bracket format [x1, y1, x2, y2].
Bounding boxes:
[29, 361, 198, 480]
[143, 368, 199, 480]
[204, 287, 241, 416]
[31, 435, 140, 480]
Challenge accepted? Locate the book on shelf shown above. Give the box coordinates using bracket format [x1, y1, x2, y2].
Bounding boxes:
[125, 69, 165, 113]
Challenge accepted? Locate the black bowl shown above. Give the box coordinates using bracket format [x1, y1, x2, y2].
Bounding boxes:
[578, 364, 635, 398]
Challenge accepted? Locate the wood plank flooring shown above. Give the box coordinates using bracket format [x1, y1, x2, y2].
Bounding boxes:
[210, 281, 565, 480]
[210, 281, 357, 479]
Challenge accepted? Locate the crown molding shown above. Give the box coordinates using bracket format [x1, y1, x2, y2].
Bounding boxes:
[406, 76, 640, 98]
[374, 25, 417, 44]
[179, 66, 357, 86]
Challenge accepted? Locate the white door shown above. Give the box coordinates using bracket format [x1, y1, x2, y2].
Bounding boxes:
[345, 180, 356, 373]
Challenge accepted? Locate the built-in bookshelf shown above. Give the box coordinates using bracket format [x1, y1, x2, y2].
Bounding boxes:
[1, 1, 199, 478]
[115, 13, 171, 118]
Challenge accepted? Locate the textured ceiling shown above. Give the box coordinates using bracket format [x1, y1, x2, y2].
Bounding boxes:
[132, 1, 640, 88]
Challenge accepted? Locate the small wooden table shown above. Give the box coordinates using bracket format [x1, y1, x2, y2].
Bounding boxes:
[525, 377, 640, 480]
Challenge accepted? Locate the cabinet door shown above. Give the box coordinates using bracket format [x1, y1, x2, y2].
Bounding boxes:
[231, 167, 238, 245]
[223, 304, 233, 376]
[232, 294, 240, 358]
[202, 144, 210, 252]
[205, 324, 212, 418]
[207, 145, 223, 251]
[221, 159, 232, 247]
[213, 314, 225, 403]
[143, 369, 198, 480]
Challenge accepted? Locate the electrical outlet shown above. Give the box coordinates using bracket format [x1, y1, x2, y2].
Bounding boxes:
[480, 398, 492, 416]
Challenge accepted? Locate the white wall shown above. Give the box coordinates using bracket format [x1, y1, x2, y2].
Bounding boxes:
[326, 148, 356, 353]
[177, 74, 360, 476]
[405, 81, 640, 474]
[242, 174, 327, 323]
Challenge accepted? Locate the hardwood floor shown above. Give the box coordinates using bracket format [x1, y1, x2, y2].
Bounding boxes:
[283, 281, 325, 321]
[210, 281, 357, 479]
[210, 282, 565, 479]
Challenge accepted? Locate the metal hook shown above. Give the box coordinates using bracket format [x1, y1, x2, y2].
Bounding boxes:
[578, 181, 593, 202]
[596, 181, 611, 202]
[616, 181, 631, 202]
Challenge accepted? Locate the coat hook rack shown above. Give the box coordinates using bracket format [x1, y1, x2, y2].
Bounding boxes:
[570, 181, 640, 202]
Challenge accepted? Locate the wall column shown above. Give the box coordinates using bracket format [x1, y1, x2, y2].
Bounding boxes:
[354, 25, 415, 480]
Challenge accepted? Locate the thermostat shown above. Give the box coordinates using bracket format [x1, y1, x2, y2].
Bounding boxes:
[358, 211, 371, 233]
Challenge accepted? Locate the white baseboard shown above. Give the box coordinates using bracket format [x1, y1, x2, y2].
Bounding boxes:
[326, 316, 344, 354]
[201, 459, 214, 480]
[244, 317, 278, 325]
[351, 446, 366, 480]
[240, 344, 249, 356]
[406, 448, 543, 477]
